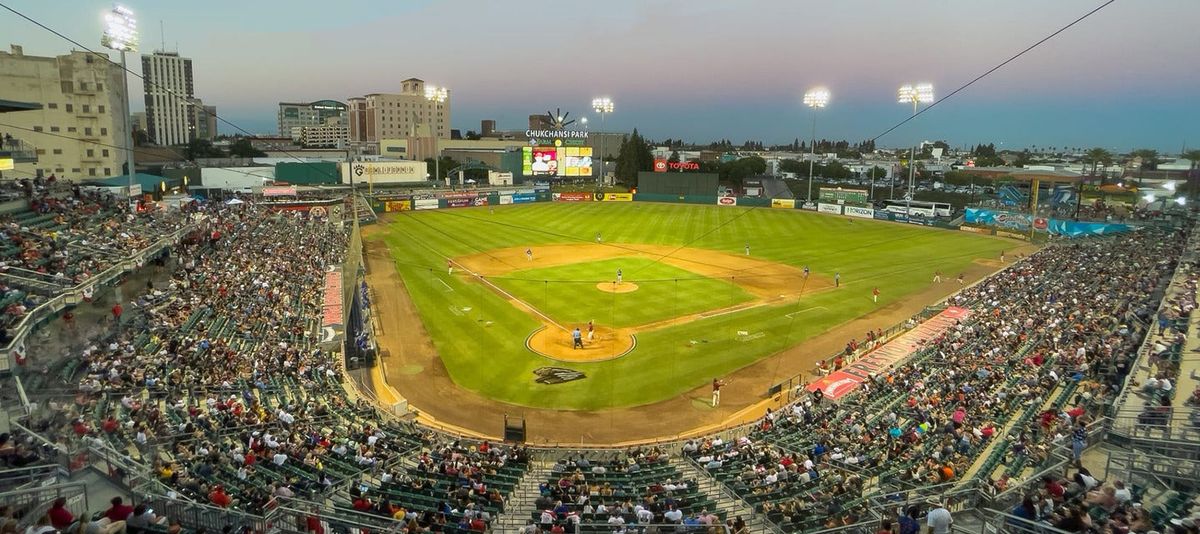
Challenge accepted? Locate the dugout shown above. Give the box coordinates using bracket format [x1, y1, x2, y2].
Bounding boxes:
[637, 172, 718, 196]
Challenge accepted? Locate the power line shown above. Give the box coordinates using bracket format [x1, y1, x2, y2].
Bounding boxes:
[0, 2, 341, 181]
[871, 0, 1117, 143]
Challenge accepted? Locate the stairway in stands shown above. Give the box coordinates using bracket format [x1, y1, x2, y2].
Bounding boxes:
[492, 459, 555, 532]
[668, 454, 769, 533]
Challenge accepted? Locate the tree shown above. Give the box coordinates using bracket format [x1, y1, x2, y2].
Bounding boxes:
[1181, 150, 1200, 199]
[228, 138, 267, 158]
[183, 138, 225, 160]
[1013, 149, 1034, 167]
[1130, 148, 1160, 172]
[423, 156, 458, 181]
[614, 128, 654, 185]
[464, 130, 481, 140]
[667, 150, 680, 164]
[133, 129, 150, 147]
[720, 156, 766, 186]
[1082, 147, 1114, 178]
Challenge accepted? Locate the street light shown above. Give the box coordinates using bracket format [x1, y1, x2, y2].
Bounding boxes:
[897, 83, 934, 213]
[802, 88, 830, 204]
[592, 97, 614, 186]
[425, 85, 449, 186]
[101, 4, 138, 208]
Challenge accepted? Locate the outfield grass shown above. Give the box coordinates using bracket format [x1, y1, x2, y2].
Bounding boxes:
[491, 258, 755, 328]
[376, 202, 1009, 410]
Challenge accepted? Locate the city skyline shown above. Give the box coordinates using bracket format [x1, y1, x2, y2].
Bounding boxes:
[3, 0, 1198, 152]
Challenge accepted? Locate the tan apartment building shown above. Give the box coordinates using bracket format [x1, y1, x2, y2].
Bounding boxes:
[0, 45, 129, 179]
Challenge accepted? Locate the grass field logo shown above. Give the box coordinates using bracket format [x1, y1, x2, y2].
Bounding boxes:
[533, 367, 587, 385]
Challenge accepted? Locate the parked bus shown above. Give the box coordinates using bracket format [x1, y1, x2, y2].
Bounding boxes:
[882, 199, 953, 218]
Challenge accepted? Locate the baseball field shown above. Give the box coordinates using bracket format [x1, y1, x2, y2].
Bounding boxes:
[367, 201, 1010, 412]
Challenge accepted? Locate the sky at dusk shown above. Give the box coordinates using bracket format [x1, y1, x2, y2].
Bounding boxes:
[4, 0, 1198, 152]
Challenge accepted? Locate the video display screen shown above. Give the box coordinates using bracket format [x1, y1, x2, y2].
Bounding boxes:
[523, 146, 593, 177]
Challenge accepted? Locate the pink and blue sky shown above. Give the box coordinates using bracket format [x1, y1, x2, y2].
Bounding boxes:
[5, 0, 1198, 151]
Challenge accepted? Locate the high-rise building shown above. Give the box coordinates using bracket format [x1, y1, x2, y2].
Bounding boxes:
[347, 78, 451, 144]
[0, 45, 129, 179]
[141, 51, 194, 146]
[189, 98, 217, 141]
[278, 100, 347, 136]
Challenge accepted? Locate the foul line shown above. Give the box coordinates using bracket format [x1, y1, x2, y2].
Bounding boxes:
[435, 277, 454, 292]
[784, 306, 828, 319]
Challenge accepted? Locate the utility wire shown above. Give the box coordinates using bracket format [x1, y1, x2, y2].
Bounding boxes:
[0, 2, 341, 181]
[871, 0, 1117, 142]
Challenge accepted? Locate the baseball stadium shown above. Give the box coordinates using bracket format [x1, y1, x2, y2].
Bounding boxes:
[4, 1, 1200, 533]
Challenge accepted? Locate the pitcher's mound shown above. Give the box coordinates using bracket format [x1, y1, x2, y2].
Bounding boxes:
[526, 325, 637, 362]
[596, 282, 639, 294]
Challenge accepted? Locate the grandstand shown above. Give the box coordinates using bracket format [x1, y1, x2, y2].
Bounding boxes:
[2, 189, 1199, 534]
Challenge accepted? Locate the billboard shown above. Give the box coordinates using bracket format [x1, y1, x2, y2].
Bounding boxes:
[512, 193, 536, 204]
[597, 192, 633, 202]
[341, 161, 428, 184]
[771, 198, 795, 209]
[717, 196, 738, 206]
[523, 146, 593, 177]
[414, 198, 439, 210]
[817, 203, 843, 215]
[445, 197, 474, 208]
[384, 200, 411, 212]
[844, 206, 874, 218]
[653, 159, 701, 173]
[554, 192, 594, 202]
[819, 188, 869, 205]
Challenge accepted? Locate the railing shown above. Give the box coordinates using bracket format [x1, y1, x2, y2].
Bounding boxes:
[0, 482, 89, 533]
[0, 223, 196, 371]
[0, 138, 39, 162]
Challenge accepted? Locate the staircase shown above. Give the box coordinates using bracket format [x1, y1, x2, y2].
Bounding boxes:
[492, 459, 555, 532]
[668, 455, 771, 533]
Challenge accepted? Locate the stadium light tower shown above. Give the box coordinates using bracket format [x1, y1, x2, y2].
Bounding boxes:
[425, 85, 449, 186]
[101, 4, 138, 208]
[802, 88, 830, 204]
[592, 97, 614, 186]
[897, 83, 934, 213]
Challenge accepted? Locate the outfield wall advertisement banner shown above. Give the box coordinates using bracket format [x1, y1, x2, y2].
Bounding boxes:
[965, 208, 1031, 230]
[445, 198, 473, 208]
[717, 196, 738, 206]
[341, 161, 428, 184]
[1045, 219, 1132, 237]
[819, 188, 868, 205]
[384, 200, 411, 212]
[771, 198, 795, 209]
[414, 198, 439, 210]
[554, 192, 593, 202]
[817, 203, 842, 215]
[959, 225, 991, 235]
[807, 306, 971, 400]
[499, 195, 513, 205]
[844, 206, 874, 218]
[512, 193, 536, 204]
[596, 193, 633, 202]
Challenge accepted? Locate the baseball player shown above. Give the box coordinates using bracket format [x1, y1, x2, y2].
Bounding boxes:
[596, 232, 603, 244]
[711, 378, 726, 407]
[616, 268, 623, 284]
[526, 248, 533, 261]
[447, 260, 453, 275]
[744, 242, 750, 256]
[587, 320, 595, 342]
[834, 272, 840, 287]
[872, 287, 880, 303]
[934, 271, 942, 283]
[803, 265, 810, 278]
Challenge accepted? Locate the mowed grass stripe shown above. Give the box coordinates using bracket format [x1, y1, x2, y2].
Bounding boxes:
[377, 202, 1008, 409]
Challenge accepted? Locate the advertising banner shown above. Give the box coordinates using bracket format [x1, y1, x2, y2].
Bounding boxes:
[322, 271, 343, 329]
[554, 192, 594, 202]
[473, 197, 488, 207]
[414, 198, 439, 210]
[499, 195, 513, 205]
[445, 198, 473, 208]
[817, 203, 843, 215]
[806, 306, 970, 401]
[844, 206, 874, 218]
[717, 196, 738, 206]
[597, 192, 633, 202]
[771, 198, 796, 209]
[819, 188, 869, 205]
[965, 208, 1032, 230]
[1045, 219, 1132, 237]
[512, 193, 536, 204]
[874, 211, 893, 221]
[384, 200, 411, 212]
[959, 225, 991, 235]
[341, 161, 428, 184]
[262, 186, 297, 197]
[996, 230, 1030, 240]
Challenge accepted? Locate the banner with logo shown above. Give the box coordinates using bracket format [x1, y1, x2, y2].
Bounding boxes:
[817, 203, 842, 215]
[414, 198, 439, 210]
[1045, 219, 1131, 237]
[262, 186, 297, 197]
[499, 195, 513, 205]
[959, 225, 991, 235]
[445, 197, 473, 208]
[473, 197, 488, 206]
[844, 206, 874, 218]
[512, 193, 536, 204]
[340, 161, 428, 184]
[771, 198, 795, 209]
[554, 192, 594, 202]
[596, 192, 633, 202]
[819, 188, 869, 205]
[384, 200, 411, 212]
[964, 208, 1031, 230]
[717, 196, 738, 206]
[996, 230, 1030, 240]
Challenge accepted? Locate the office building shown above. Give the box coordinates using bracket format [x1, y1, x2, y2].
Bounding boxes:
[0, 44, 128, 178]
[278, 100, 347, 136]
[141, 51, 194, 146]
[295, 117, 348, 148]
[347, 78, 451, 144]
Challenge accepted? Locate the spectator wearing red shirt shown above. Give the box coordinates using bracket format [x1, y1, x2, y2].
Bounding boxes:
[209, 485, 233, 508]
[101, 416, 120, 434]
[48, 497, 74, 530]
[352, 496, 372, 512]
[105, 497, 134, 522]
